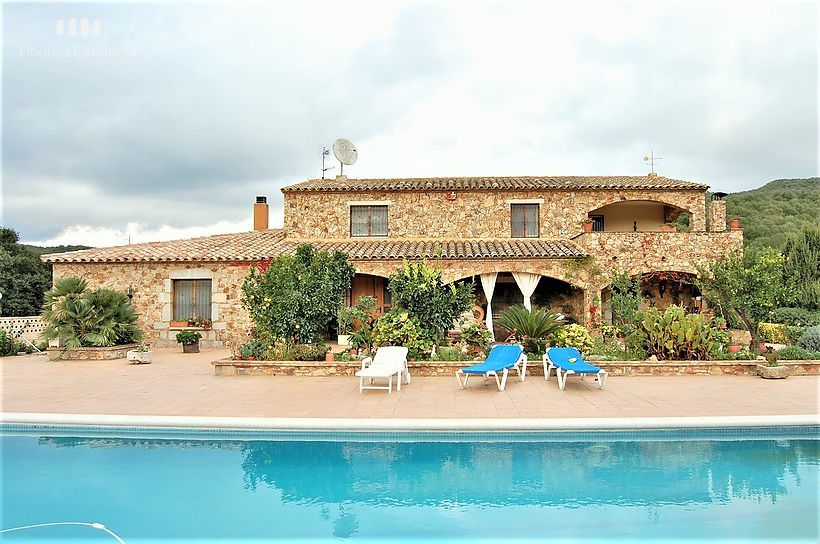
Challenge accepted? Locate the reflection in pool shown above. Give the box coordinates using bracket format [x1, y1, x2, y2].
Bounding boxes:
[2, 432, 818, 542]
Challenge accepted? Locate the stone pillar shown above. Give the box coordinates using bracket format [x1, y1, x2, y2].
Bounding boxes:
[709, 200, 727, 232]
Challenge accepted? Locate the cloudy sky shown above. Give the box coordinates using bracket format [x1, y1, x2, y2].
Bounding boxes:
[2, 0, 817, 247]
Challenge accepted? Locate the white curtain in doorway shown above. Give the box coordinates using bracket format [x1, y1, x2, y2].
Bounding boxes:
[479, 272, 498, 340]
[512, 272, 541, 311]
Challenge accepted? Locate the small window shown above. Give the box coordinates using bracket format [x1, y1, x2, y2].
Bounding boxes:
[590, 214, 605, 232]
[350, 205, 388, 237]
[173, 279, 212, 320]
[511, 204, 539, 238]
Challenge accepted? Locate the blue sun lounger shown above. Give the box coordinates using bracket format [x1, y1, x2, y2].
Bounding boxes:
[456, 344, 527, 392]
[543, 347, 608, 390]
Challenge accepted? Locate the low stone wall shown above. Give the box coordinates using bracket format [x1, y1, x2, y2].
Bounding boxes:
[47, 344, 139, 362]
[212, 359, 820, 377]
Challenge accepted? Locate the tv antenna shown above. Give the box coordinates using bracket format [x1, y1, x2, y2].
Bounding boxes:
[332, 138, 358, 176]
[321, 147, 335, 179]
[643, 149, 663, 174]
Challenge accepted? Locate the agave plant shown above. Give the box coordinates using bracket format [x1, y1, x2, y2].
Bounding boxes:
[42, 277, 143, 348]
[497, 305, 563, 354]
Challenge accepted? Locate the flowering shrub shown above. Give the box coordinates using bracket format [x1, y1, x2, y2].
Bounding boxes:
[372, 310, 434, 359]
[460, 322, 493, 354]
[758, 322, 803, 344]
[551, 324, 594, 354]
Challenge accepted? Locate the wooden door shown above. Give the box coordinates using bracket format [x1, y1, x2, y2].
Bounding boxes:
[350, 275, 390, 316]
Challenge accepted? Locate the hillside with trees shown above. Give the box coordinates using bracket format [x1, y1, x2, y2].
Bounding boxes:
[0, 227, 91, 316]
[726, 177, 819, 250]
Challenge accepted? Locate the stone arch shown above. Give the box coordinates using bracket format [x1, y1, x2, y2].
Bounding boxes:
[601, 269, 702, 322]
[587, 199, 693, 232]
[440, 261, 589, 289]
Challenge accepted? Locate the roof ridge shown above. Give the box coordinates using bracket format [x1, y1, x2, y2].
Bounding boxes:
[281, 175, 708, 192]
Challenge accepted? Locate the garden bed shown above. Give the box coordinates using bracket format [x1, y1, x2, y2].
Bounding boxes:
[212, 358, 820, 377]
[47, 343, 140, 362]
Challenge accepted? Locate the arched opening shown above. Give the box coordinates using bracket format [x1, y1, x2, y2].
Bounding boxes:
[588, 200, 691, 232]
[601, 270, 702, 324]
[639, 271, 701, 312]
[468, 273, 583, 337]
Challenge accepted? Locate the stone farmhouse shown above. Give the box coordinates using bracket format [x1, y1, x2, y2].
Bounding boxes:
[43, 174, 742, 348]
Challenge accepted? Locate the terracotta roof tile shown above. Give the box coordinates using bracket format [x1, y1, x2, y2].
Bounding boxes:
[41, 230, 586, 263]
[282, 175, 707, 192]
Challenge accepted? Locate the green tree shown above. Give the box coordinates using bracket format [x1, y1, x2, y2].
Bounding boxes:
[608, 268, 641, 327]
[782, 226, 820, 310]
[387, 260, 474, 342]
[241, 244, 355, 345]
[696, 248, 785, 353]
[0, 227, 51, 316]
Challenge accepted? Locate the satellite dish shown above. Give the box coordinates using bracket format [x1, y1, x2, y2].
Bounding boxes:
[332, 138, 357, 175]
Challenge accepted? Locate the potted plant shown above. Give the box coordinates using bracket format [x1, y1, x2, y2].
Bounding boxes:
[176, 330, 202, 353]
[659, 222, 677, 232]
[727, 341, 742, 353]
[581, 217, 594, 233]
[337, 304, 354, 346]
[126, 344, 153, 364]
[341, 296, 376, 348]
[728, 216, 741, 229]
[169, 319, 188, 328]
[756, 347, 789, 379]
[187, 315, 197, 327]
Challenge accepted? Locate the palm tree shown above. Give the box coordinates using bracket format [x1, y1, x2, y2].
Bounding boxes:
[497, 305, 563, 354]
[42, 277, 143, 348]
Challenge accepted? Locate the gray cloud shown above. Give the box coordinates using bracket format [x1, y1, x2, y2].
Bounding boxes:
[2, 1, 816, 243]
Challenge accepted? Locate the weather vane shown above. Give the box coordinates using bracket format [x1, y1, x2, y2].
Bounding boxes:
[643, 149, 663, 174]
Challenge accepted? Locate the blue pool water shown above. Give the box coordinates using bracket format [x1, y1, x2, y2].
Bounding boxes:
[1, 429, 818, 543]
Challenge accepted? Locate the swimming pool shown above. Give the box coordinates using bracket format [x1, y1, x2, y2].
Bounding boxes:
[1, 427, 818, 543]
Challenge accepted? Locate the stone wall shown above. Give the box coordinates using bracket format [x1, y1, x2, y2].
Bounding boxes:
[284, 188, 708, 239]
[52, 262, 254, 349]
[47, 343, 138, 361]
[212, 358, 820, 377]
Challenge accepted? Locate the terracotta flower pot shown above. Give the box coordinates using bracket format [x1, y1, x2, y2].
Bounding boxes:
[660, 224, 676, 232]
[325, 352, 335, 362]
[729, 218, 741, 229]
[169, 321, 188, 328]
[727, 343, 742, 353]
[582, 222, 593, 233]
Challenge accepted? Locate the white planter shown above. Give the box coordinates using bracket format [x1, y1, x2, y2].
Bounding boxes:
[127, 350, 153, 364]
[337, 334, 352, 346]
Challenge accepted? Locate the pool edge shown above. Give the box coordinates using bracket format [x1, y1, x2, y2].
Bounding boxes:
[2, 412, 818, 432]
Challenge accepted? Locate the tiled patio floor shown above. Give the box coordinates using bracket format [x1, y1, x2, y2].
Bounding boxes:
[1, 349, 817, 419]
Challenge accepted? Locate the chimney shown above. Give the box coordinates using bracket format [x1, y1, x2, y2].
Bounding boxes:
[253, 196, 269, 231]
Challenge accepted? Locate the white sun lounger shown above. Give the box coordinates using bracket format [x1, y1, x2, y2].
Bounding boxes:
[356, 346, 411, 393]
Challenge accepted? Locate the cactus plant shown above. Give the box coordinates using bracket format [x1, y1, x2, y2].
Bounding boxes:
[636, 305, 727, 360]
